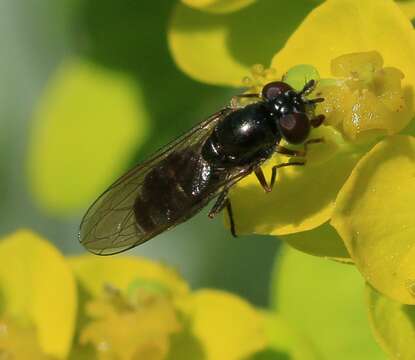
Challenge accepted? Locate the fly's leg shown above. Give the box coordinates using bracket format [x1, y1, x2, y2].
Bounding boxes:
[269, 162, 305, 190]
[299, 80, 326, 125]
[255, 167, 271, 192]
[254, 162, 305, 193]
[276, 137, 325, 158]
[269, 137, 325, 191]
[303, 137, 324, 149]
[208, 189, 228, 219]
[310, 114, 325, 128]
[208, 190, 237, 237]
[231, 93, 261, 108]
[226, 200, 236, 237]
[275, 146, 306, 157]
[299, 79, 316, 96]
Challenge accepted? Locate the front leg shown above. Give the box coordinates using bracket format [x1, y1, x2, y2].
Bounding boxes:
[254, 167, 271, 192]
[276, 137, 324, 158]
[254, 162, 305, 193]
[269, 161, 305, 190]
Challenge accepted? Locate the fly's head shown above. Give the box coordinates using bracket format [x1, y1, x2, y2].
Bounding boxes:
[262, 80, 325, 144]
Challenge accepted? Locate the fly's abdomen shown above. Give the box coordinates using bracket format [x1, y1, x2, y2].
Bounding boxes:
[133, 149, 214, 233]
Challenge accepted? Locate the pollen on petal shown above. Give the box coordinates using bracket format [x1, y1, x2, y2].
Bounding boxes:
[315, 51, 411, 141]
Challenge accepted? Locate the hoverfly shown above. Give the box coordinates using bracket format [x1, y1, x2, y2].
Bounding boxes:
[79, 80, 325, 255]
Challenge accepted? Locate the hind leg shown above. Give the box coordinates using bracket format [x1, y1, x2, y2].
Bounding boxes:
[208, 191, 237, 237]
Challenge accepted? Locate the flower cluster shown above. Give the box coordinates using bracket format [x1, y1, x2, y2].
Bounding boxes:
[22, 0, 415, 358]
[168, 0, 415, 358]
[0, 230, 318, 360]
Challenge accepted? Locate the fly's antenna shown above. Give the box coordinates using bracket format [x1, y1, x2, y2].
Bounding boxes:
[299, 79, 316, 96]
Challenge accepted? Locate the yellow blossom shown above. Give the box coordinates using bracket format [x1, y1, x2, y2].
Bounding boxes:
[168, 0, 415, 301]
[167, 0, 415, 355]
[0, 230, 76, 359]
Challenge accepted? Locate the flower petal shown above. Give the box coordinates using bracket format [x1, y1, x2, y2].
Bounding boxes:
[229, 126, 362, 235]
[0, 230, 76, 359]
[69, 255, 189, 298]
[398, 0, 415, 20]
[367, 284, 415, 360]
[0, 318, 52, 359]
[81, 295, 180, 359]
[28, 58, 149, 215]
[168, 1, 317, 86]
[331, 135, 415, 304]
[280, 222, 351, 261]
[185, 289, 266, 360]
[272, 0, 415, 108]
[273, 245, 385, 359]
[181, 0, 257, 14]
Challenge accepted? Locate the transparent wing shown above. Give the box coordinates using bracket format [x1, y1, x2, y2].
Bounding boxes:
[79, 108, 232, 255]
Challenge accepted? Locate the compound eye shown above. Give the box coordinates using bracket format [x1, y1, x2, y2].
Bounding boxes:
[278, 113, 310, 144]
[262, 81, 293, 100]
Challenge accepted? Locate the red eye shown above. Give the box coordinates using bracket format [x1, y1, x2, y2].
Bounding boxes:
[278, 113, 310, 144]
[262, 81, 293, 100]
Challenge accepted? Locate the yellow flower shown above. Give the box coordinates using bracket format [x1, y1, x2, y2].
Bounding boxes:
[71, 258, 319, 360]
[70, 256, 268, 360]
[398, 0, 415, 20]
[0, 230, 76, 359]
[69, 255, 189, 359]
[169, 0, 415, 300]
[179, 289, 266, 359]
[168, 0, 415, 356]
[0, 230, 319, 359]
[0, 317, 54, 360]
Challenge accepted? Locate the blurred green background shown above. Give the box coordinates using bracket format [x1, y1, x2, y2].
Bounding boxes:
[0, 0, 279, 306]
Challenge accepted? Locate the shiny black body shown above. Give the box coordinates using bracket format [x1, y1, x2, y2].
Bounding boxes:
[202, 103, 280, 167]
[133, 102, 280, 235]
[79, 80, 323, 255]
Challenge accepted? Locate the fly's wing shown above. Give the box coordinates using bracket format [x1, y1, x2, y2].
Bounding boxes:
[79, 108, 233, 255]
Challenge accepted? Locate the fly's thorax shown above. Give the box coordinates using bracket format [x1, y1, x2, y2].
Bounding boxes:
[201, 102, 280, 167]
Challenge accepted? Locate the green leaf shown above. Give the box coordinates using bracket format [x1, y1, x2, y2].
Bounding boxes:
[272, 245, 385, 360]
[28, 57, 149, 215]
[367, 285, 415, 360]
[246, 313, 319, 360]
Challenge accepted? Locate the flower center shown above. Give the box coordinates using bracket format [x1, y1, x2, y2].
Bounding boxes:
[315, 51, 411, 142]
